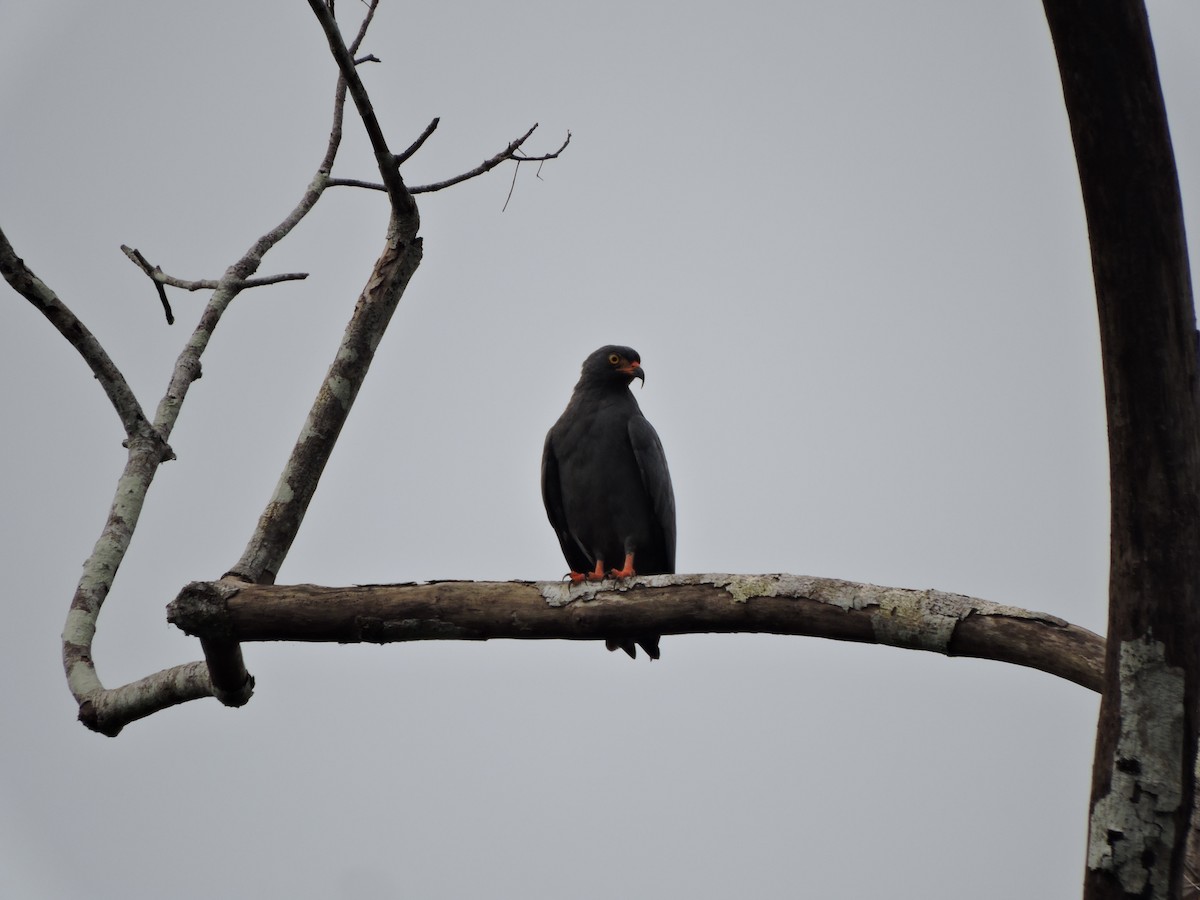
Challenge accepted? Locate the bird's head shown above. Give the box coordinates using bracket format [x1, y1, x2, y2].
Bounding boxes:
[580, 345, 645, 389]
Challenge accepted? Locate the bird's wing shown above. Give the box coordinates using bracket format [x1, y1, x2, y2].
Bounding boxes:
[628, 414, 677, 571]
[541, 432, 591, 573]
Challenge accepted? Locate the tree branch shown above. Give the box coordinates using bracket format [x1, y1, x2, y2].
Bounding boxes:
[408, 127, 571, 194]
[167, 574, 1106, 692]
[121, 245, 175, 324]
[409, 125, 539, 193]
[394, 117, 440, 166]
[51, 2, 385, 735]
[325, 126, 571, 195]
[224, 226, 423, 586]
[0, 226, 166, 448]
[217, 0, 425, 598]
[306, 0, 415, 220]
[77, 662, 218, 738]
[121, 244, 307, 311]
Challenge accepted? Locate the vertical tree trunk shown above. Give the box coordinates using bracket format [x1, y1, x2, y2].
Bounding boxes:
[1041, 2, 1200, 897]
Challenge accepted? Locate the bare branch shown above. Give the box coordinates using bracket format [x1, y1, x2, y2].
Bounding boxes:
[121, 245, 307, 295]
[169, 574, 1106, 693]
[325, 177, 388, 191]
[56, 3, 382, 734]
[326, 126, 570, 196]
[151, 172, 332, 442]
[307, 0, 416, 220]
[344, 0, 377, 56]
[121, 245, 175, 324]
[77, 662, 217, 738]
[225, 229, 424, 585]
[34, 0, 554, 740]
[512, 130, 571, 162]
[0, 225, 166, 448]
[214, 0, 425, 598]
[197, 273, 308, 290]
[394, 117, 440, 167]
[411, 124, 537, 193]
[78, 566, 1109, 738]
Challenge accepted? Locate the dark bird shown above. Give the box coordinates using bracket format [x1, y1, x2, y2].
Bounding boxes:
[541, 345, 676, 659]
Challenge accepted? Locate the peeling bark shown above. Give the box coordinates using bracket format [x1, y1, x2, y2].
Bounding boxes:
[167, 574, 1105, 691]
[1089, 636, 1185, 896]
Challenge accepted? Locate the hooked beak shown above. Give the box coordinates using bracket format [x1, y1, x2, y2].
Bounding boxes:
[620, 362, 645, 386]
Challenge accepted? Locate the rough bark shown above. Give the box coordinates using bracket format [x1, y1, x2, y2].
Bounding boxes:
[167, 574, 1106, 691]
[224, 224, 422, 587]
[1042, 2, 1200, 897]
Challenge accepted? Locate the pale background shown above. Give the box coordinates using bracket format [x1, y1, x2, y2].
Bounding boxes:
[2, 3, 1197, 897]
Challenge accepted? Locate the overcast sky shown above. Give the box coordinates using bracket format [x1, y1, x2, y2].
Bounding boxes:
[3, 2, 1199, 898]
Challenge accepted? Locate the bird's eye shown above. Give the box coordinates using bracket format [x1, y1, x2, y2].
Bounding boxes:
[608, 353, 621, 365]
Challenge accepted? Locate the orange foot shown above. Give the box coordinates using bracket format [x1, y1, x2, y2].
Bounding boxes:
[568, 560, 609, 583]
[608, 552, 637, 579]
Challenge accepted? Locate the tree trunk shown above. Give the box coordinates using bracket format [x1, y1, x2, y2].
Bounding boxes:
[1042, 2, 1200, 897]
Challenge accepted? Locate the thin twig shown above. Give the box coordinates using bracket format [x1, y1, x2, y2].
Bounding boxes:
[326, 126, 570, 196]
[177, 273, 309, 291]
[412, 124, 537, 193]
[345, 0, 377, 56]
[412, 128, 569, 195]
[331, 126, 540, 194]
[513, 130, 571, 162]
[121, 247, 307, 294]
[502, 163, 520, 212]
[325, 177, 386, 190]
[307, 0, 415, 220]
[121, 242, 308, 332]
[121, 245, 174, 324]
[394, 117, 440, 167]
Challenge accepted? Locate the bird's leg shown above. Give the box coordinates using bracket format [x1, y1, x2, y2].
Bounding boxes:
[608, 552, 637, 579]
[567, 560, 608, 583]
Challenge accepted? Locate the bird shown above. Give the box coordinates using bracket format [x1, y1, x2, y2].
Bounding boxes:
[541, 345, 676, 659]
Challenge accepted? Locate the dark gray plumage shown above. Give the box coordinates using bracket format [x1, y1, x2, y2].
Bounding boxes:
[541, 345, 676, 659]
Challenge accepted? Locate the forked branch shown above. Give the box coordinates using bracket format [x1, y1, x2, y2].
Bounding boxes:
[326, 125, 571, 195]
[120, 244, 309, 325]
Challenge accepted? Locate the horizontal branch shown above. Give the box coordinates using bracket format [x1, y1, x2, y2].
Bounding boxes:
[326, 126, 571, 195]
[168, 573, 1105, 691]
[76, 661, 219, 737]
[121, 245, 308, 293]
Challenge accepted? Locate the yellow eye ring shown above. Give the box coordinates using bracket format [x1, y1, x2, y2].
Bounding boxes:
[608, 353, 621, 365]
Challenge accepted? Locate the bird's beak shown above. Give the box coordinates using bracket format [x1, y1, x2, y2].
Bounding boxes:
[622, 363, 645, 386]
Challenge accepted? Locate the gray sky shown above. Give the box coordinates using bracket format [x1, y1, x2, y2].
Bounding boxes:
[2, 2, 1198, 897]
